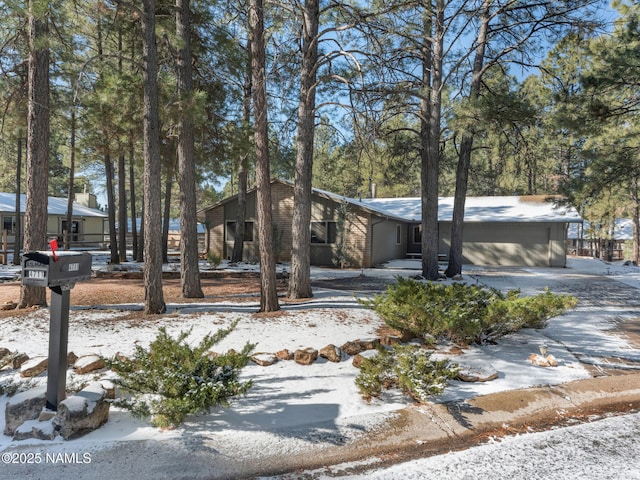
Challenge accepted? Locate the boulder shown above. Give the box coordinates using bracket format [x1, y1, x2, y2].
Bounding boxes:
[358, 337, 380, 350]
[275, 349, 294, 360]
[0, 301, 16, 311]
[20, 356, 48, 377]
[13, 418, 56, 441]
[340, 341, 363, 356]
[252, 353, 278, 366]
[319, 344, 342, 363]
[457, 364, 499, 382]
[294, 348, 318, 365]
[352, 350, 379, 369]
[380, 335, 401, 346]
[74, 355, 106, 374]
[53, 382, 110, 440]
[67, 351, 78, 367]
[11, 353, 30, 369]
[529, 353, 558, 367]
[4, 386, 47, 436]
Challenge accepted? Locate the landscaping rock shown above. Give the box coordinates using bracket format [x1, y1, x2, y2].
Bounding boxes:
[275, 349, 294, 360]
[20, 356, 48, 377]
[4, 386, 47, 436]
[53, 382, 110, 440]
[11, 353, 30, 369]
[529, 353, 558, 367]
[0, 347, 11, 359]
[74, 355, 106, 374]
[252, 353, 278, 366]
[380, 335, 401, 346]
[358, 337, 381, 350]
[319, 344, 342, 363]
[67, 351, 78, 367]
[340, 341, 363, 356]
[352, 350, 378, 368]
[13, 418, 56, 441]
[457, 364, 499, 382]
[294, 348, 318, 365]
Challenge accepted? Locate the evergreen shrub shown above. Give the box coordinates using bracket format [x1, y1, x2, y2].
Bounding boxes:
[107, 321, 254, 428]
[355, 344, 459, 402]
[360, 277, 577, 345]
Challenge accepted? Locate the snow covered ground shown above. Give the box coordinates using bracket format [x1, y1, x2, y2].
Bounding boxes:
[0, 255, 639, 479]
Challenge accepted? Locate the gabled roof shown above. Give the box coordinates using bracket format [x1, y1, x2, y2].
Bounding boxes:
[0, 193, 108, 218]
[360, 195, 583, 223]
[201, 179, 582, 224]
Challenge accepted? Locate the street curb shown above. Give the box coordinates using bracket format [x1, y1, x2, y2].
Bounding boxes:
[245, 372, 640, 478]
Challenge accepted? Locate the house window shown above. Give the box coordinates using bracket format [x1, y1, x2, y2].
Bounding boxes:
[2, 216, 15, 234]
[311, 221, 337, 244]
[61, 220, 80, 242]
[396, 225, 402, 245]
[226, 221, 254, 242]
[412, 224, 421, 244]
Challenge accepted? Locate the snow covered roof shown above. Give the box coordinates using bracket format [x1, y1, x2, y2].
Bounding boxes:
[0, 193, 107, 218]
[358, 195, 583, 223]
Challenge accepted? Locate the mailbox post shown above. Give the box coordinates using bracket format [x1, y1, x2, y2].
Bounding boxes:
[22, 250, 92, 410]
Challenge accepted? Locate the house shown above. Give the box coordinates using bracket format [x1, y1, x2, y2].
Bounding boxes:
[568, 218, 634, 260]
[0, 192, 108, 249]
[200, 179, 582, 268]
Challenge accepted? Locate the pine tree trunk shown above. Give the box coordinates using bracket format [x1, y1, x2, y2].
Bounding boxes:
[162, 155, 175, 264]
[129, 138, 139, 260]
[65, 109, 76, 251]
[250, 0, 279, 312]
[231, 166, 247, 263]
[446, 0, 490, 278]
[20, 1, 49, 308]
[289, 0, 319, 299]
[142, 0, 166, 314]
[176, 0, 204, 298]
[421, 4, 442, 282]
[118, 154, 128, 262]
[105, 153, 119, 263]
[231, 54, 252, 264]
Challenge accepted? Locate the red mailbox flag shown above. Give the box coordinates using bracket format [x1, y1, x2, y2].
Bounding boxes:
[49, 239, 59, 262]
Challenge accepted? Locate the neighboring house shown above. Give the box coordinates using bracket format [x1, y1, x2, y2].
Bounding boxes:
[0, 192, 108, 249]
[200, 179, 582, 268]
[568, 218, 633, 260]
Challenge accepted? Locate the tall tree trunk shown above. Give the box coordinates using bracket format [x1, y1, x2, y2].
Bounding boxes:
[231, 165, 248, 262]
[250, 0, 280, 312]
[421, 2, 442, 282]
[445, 0, 490, 278]
[176, 0, 204, 297]
[129, 138, 139, 261]
[65, 109, 76, 251]
[13, 131, 22, 266]
[289, 0, 319, 299]
[162, 154, 175, 264]
[105, 153, 119, 263]
[231, 47, 252, 264]
[19, 1, 49, 308]
[118, 153, 128, 262]
[142, 0, 166, 314]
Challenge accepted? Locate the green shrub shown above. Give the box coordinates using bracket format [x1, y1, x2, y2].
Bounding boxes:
[360, 277, 577, 345]
[107, 321, 254, 428]
[355, 344, 459, 402]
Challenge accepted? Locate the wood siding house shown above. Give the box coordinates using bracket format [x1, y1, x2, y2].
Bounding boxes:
[200, 180, 582, 268]
[0, 192, 107, 250]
